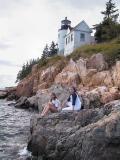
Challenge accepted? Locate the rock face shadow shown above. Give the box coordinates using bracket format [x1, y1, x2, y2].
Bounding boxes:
[27, 100, 120, 160]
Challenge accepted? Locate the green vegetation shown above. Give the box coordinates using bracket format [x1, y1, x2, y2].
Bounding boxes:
[67, 38, 120, 66]
[41, 41, 58, 59]
[38, 55, 68, 73]
[16, 41, 58, 82]
[16, 58, 39, 82]
[16, 39, 120, 82]
[38, 42, 66, 69]
[94, 0, 120, 42]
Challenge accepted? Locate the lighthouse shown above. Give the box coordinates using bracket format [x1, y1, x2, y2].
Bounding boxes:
[58, 17, 71, 55]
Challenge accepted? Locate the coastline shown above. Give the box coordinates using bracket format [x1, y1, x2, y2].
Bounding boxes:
[1, 51, 120, 159]
[0, 99, 33, 160]
[0, 86, 18, 101]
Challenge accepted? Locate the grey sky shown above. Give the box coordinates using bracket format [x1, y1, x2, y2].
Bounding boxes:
[0, 0, 120, 88]
[48, 0, 106, 8]
[0, 60, 21, 67]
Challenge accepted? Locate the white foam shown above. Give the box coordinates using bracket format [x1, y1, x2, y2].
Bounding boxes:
[18, 147, 31, 157]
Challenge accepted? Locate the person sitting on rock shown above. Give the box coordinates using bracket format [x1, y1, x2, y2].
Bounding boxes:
[62, 86, 81, 111]
[41, 92, 60, 116]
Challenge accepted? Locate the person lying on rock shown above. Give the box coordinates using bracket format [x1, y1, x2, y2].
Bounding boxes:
[41, 92, 60, 116]
[62, 86, 81, 111]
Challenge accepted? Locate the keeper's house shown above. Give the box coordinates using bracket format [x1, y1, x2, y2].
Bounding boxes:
[58, 17, 95, 56]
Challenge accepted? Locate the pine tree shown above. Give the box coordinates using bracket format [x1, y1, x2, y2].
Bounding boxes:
[94, 0, 120, 42]
[49, 41, 58, 57]
[16, 58, 40, 82]
[101, 0, 119, 23]
[41, 44, 49, 59]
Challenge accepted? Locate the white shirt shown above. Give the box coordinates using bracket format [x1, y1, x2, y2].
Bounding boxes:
[51, 99, 60, 108]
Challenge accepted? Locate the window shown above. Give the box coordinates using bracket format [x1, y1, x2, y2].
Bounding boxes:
[71, 34, 73, 42]
[80, 33, 85, 41]
[66, 38, 67, 45]
[68, 36, 70, 43]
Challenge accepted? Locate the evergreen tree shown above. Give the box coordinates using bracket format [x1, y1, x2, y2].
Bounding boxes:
[49, 41, 58, 57]
[41, 44, 49, 59]
[16, 58, 40, 82]
[101, 0, 119, 22]
[94, 0, 120, 42]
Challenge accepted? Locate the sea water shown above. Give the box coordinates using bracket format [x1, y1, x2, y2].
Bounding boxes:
[0, 99, 34, 160]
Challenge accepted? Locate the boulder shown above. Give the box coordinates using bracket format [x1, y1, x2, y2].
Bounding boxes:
[78, 86, 108, 109]
[24, 84, 69, 112]
[76, 58, 87, 78]
[27, 101, 120, 160]
[101, 87, 120, 104]
[15, 96, 28, 109]
[25, 96, 39, 110]
[55, 72, 80, 86]
[55, 56, 112, 88]
[39, 65, 65, 89]
[40, 66, 56, 83]
[0, 90, 8, 99]
[37, 84, 69, 112]
[16, 77, 34, 97]
[24, 85, 110, 112]
[20, 64, 39, 96]
[55, 60, 81, 86]
[60, 58, 89, 86]
[82, 88, 102, 109]
[7, 93, 18, 101]
[89, 71, 113, 87]
[112, 61, 120, 88]
[86, 53, 108, 71]
[0, 87, 17, 100]
[81, 69, 97, 85]
[15, 95, 41, 110]
[16, 63, 65, 98]
[104, 99, 120, 110]
[82, 86, 120, 107]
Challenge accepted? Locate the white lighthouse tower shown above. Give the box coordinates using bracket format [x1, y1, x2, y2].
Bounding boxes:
[58, 17, 71, 55]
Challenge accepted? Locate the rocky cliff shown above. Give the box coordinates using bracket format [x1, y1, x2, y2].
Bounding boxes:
[14, 52, 120, 159]
[16, 53, 120, 97]
[13, 53, 120, 113]
[27, 100, 120, 160]
[15, 53, 120, 105]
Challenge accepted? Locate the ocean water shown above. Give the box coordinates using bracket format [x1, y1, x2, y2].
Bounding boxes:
[0, 99, 34, 160]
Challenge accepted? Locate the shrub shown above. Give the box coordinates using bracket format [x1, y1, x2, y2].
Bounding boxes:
[38, 55, 68, 69]
[16, 58, 39, 82]
[67, 39, 120, 66]
[16, 39, 120, 81]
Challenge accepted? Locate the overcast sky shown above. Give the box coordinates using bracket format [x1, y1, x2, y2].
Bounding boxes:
[0, 0, 120, 88]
